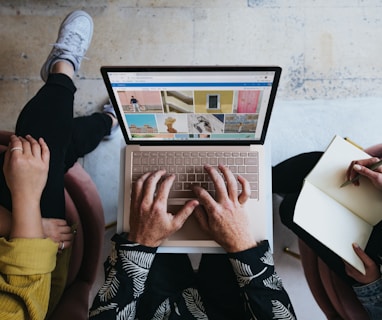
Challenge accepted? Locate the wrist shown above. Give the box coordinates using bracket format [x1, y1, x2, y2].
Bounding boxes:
[10, 200, 43, 239]
[12, 199, 41, 219]
[11, 194, 41, 210]
[127, 232, 161, 248]
[224, 240, 257, 253]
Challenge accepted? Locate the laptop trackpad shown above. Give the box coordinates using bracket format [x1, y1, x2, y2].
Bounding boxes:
[167, 205, 211, 241]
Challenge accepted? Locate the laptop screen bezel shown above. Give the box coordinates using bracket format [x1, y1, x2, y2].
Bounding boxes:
[101, 65, 282, 146]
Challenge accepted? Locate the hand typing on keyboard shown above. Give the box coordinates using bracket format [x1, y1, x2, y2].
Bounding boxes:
[128, 169, 199, 247]
[192, 164, 257, 253]
[128, 164, 257, 252]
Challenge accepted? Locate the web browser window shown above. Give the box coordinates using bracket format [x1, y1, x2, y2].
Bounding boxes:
[106, 70, 277, 142]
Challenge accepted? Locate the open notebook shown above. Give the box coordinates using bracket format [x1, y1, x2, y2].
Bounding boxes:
[101, 66, 281, 252]
[294, 135, 382, 274]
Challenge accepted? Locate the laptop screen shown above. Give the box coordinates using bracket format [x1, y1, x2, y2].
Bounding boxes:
[101, 66, 281, 145]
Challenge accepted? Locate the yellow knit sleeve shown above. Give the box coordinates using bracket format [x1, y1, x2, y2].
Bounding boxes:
[0, 237, 58, 320]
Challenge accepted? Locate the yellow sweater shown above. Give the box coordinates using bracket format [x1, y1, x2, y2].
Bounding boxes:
[0, 237, 57, 320]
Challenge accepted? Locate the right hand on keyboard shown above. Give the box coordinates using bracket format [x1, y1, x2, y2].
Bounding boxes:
[192, 164, 257, 253]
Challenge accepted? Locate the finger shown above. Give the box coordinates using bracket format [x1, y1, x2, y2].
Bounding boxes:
[25, 135, 41, 158]
[131, 171, 151, 203]
[63, 239, 73, 249]
[192, 184, 216, 208]
[155, 173, 175, 202]
[352, 243, 375, 266]
[51, 218, 69, 226]
[60, 232, 74, 242]
[38, 137, 50, 164]
[141, 170, 167, 203]
[344, 260, 361, 278]
[204, 165, 228, 198]
[347, 160, 362, 184]
[348, 158, 380, 183]
[358, 158, 381, 167]
[8, 135, 23, 150]
[237, 175, 250, 204]
[193, 205, 210, 232]
[59, 224, 73, 234]
[6, 135, 23, 159]
[59, 239, 73, 251]
[19, 136, 32, 155]
[347, 159, 370, 183]
[353, 164, 382, 185]
[172, 199, 199, 229]
[219, 165, 238, 200]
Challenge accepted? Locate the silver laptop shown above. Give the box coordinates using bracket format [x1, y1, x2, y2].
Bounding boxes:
[101, 66, 281, 253]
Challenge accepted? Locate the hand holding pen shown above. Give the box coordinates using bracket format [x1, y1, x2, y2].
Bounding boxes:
[341, 158, 382, 190]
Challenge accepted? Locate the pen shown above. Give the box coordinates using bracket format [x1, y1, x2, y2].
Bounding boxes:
[344, 137, 363, 150]
[340, 159, 382, 188]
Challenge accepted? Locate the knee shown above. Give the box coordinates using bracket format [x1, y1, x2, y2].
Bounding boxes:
[278, 195, 298, 229]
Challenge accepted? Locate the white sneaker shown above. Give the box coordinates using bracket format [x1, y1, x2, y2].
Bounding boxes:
[40, 10, 93, 82]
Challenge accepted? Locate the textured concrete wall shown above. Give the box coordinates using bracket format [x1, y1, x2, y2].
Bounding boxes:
[1, 1, 382, 130]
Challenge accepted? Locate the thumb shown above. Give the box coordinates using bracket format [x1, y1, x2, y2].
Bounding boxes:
[173, 200, 199, 227]
[352, 243, 374, 266]
[193, 205, 210, 232]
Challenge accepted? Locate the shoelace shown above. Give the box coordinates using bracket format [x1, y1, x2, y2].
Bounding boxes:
[50, 31, 89, 65]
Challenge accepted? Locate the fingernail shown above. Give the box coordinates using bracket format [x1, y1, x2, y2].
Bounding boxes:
[353, 164, 362, 171]
[353, 242, 360, 248]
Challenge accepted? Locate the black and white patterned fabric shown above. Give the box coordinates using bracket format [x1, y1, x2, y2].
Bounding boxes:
[89, 234, 296, 320]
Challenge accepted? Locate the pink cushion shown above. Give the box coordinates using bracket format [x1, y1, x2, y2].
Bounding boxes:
[64, 188, 84, 287]
[63, 162, 104, 285]
[319, 259, 369, 320]
[298, 239, 369, 320]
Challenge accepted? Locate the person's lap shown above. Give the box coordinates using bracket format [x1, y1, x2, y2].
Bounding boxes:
[138, 253, 244, 319]
[137, 253, 196, 318]
[197, 254, 244, 319]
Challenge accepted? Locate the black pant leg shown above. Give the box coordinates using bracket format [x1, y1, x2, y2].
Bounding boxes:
[64, 113, 112, 170]
[0, 74, 76, 219]
[0, 152, 9, 213]
[137, 253, 196, 319]
[197, 254, 245, 320]
[272, 151, 323, 194]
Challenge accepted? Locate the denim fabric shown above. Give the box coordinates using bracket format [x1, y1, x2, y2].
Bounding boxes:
[353, 277, 382, 319]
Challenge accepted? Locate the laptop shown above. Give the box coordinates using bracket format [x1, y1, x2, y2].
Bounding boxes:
[101, 66, 282, 253]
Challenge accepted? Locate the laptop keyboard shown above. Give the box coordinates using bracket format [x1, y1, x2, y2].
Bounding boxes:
[131, 150, 259, 200]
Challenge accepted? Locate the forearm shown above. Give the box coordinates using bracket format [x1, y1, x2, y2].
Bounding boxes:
[89, 233, 157, 319]
[353, 278, 382, 319]
[0, 203, 43, 239]
[10, 196, 43, 239]
[228, 241, 296, 320]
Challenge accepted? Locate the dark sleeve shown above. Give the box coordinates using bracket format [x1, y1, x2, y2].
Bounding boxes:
[89, 233, 157, 319]
[353, 278, 382, 319]
[228, 240, 296, 320]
